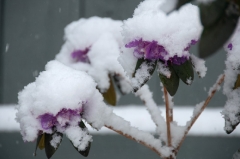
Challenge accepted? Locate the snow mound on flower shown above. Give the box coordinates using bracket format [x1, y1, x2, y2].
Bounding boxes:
[222, 20, 240, 133]
[55, 17, 131, 93]
[120, 1, 202, 76]
[16, 60, 107, 142]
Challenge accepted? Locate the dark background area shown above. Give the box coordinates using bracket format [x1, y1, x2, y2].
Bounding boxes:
[0, 133, 239, 159]
[0, 1, 238, 159]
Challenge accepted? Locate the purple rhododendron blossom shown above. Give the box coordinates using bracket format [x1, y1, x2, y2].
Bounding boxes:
[38, 108, 83, 130]
[228, 43, 233, 50]
[125, 39, 167, 61]
[57, 108, 82, 120]
[71, 48, 90, 63]
[169, 55, 188, 65]
[39, 114, 57, 130]
[125, 39, 193, 65]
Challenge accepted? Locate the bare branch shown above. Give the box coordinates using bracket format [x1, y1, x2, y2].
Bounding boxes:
[105, 125, 164, 157]
[135, 85, 166, 136]
[163, 87, 173, 147]
[175, 74, 225, 154]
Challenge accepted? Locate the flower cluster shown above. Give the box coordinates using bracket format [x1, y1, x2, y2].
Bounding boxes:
[120, 1, 205, 95]
[125, 38, 197, 65]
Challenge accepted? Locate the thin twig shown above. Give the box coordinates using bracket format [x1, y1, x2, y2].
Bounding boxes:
[175, 74, 225, 154]
[163, 87, 172, 147]
[105, 125, 165, 158]
[135, 85, 166, 134]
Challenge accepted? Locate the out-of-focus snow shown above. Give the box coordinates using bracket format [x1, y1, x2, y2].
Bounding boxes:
[1, 105, 239, 136]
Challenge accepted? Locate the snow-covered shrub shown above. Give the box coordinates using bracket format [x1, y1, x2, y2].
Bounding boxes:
[15, 0, 240, 159]
[55, 17, 131, 105]
[120, 2, 206, 95]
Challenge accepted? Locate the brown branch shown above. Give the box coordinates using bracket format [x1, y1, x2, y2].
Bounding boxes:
[163, 87, 172, 147]
[175, 74, 225, 155]
[105, 125, 165, 158]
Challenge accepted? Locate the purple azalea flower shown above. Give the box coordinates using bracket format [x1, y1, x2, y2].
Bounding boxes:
[125, 39, 193, 65]
[125, 39, 167, 61]
[71, 48, 90, 63]
[228, 43, 233, 51]
[57, 108, 82, 120]
[38, 108, 83, 130]
[169, 55, 188, 65]
[39, 114, 57, 130]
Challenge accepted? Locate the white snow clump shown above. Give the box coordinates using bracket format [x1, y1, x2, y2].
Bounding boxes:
[120, 0, 202, 77]
[16, 61, 110, 151]
[55, 16, 131, 93]
[222, 20, 240, 133]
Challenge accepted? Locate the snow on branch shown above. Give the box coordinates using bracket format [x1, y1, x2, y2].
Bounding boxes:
[104, 112, 172, 158]
[175, 74, 225, 154]
[135, 85, 166, 136]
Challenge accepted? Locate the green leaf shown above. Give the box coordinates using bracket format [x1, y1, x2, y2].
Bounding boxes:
[199, 1, 228, 28]
[225, 119, 239, 134]
[172, 60, 194, 85]
[102, 75, 117, 106]
[234, 74, 240, 89]
[34, 133, 45, 156]
[133, 59, 157, 92]
[79, 121, 91, 157]
[113, 74, 126, 95]
[38, 134, 45, 150]
[70, 121, 91, 157]
[175, 0, 192, 10]
[45, 132, 63, 159]
[159, 64, 179, 96]
[133, 58, 145, 77]
[199, 2, 239, 58]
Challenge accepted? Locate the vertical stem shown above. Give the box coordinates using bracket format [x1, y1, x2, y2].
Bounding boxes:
[164, 87, 172, 147]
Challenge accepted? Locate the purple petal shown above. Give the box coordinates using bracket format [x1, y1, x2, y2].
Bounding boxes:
[39, 114, 56, 130]
[228, 43, 233, 51]
[57, 108, 82, 120]
[125, 39, 141, 48]
[71, 48, 90, 63]
[169, 55, 188, 65]
[144, 41, 159, 60]
[126, 39, 190, 65]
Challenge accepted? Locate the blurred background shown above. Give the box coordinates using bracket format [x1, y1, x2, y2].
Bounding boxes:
[0, 0, 239, 159]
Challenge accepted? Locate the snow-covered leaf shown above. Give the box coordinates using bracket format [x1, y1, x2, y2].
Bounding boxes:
[234, 74, 240, 89]
[133, 59, 157, 92]
[133, 58, 145, 77]
[34, 134, 45, 156]
[102, 75, 117, 106]
[113, 74, 125, 95]
[45, 132, 63, 159]
[159, 64, 179, 96]
[172, 60, 194, 85]
[70, 121, 91, 157]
